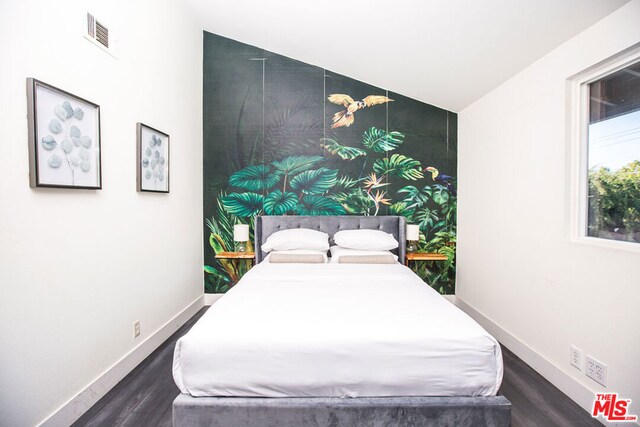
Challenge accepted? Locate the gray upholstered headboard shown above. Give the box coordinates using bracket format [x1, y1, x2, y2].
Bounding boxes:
[254, 215, 406, 263]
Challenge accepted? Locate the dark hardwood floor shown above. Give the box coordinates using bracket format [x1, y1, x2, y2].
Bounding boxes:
[499, 347, 601, 427]
[72, 307, 208, 427]
[73, 307, 601, 427]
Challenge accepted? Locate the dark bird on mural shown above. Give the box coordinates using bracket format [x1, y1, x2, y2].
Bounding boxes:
[425, 166, 457, 196]
[327, 94, 393, 129]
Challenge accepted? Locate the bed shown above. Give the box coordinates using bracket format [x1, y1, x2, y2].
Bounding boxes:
[173, 215, 511, 426]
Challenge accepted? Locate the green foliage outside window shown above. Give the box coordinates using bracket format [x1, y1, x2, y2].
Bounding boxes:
[588, 160, 640, 243]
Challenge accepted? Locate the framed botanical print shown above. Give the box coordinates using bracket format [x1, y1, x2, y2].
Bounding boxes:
[27, 78, 102, 189]
[137, 123, 170, 193]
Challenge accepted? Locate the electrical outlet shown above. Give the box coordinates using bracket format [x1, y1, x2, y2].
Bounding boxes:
[570, 345, 583, 370]
[585, 355, 607, 387]
[133, 320, 141, 338]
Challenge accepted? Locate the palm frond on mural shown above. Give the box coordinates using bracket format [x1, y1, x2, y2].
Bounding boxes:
[204, 196, 253, 293]
[320, 138, 366, 160]
[264, 96, 323, 157]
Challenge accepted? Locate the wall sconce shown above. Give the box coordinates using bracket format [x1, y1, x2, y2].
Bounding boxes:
[406, 224, 420, 253]
[233, 224, 249, 253]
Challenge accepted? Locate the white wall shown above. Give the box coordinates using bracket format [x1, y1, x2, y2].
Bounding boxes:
[457, 0, 640, 420]
[0, 1, 203, 426]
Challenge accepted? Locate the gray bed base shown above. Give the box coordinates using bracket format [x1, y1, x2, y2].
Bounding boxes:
[174, 216, 511, 426]
[173, 395, 511, 427]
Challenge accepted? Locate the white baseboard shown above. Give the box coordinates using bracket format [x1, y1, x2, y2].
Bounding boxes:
[453, 297, 629, 427]
[204, 293, 224, 305]
[38, 295, 205, 427]
[442, 294, 457, 304]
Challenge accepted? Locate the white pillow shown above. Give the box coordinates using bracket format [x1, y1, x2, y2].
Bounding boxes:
[333, 229, 399, 251]
[264, 249, 328, 264]
[329, 246, 398, 263]
[261, 228, 330, 253]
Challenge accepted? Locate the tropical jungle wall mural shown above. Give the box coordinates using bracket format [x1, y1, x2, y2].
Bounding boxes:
[203, 32, 458, 294]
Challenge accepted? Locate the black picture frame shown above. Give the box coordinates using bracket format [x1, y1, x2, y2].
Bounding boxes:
[27, 78, 102, 189]
[137, 123, 170, 193]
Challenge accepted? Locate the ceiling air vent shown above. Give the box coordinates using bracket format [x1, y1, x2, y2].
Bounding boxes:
[85, 12, 118, 58]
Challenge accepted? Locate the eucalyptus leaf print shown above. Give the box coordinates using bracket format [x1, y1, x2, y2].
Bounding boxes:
[48, 154, 62, 168]
[61, 139, 73, 153]
[49, 119, 63, 134]
[38, 94, 95, 185]
[70, 125, 81, 138]
[41, 136, 57, 150]
[61, 101, 74, 118]
[139, 128, 169, 192]
[54, 105, 68, 121]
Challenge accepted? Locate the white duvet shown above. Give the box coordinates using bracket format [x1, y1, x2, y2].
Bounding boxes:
[173, 262, 503, 397]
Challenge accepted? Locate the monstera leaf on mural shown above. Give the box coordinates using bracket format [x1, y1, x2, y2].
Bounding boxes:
[373, 154, 424, 180]
[389, 201, 416, 218]
[361, 127, 404, 152]
[398, 185, 432, 209]
[206, 125, 457, 294]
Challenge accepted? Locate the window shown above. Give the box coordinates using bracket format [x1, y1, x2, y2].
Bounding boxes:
[581, 56, 640, 244]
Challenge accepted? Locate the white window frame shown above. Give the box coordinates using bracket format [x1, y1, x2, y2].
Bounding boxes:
[567, 43, 640, 252]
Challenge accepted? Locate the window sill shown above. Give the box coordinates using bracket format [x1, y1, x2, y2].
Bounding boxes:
[570, 235, 640, 254]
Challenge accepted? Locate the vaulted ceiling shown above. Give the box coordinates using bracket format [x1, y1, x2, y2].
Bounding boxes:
[187, 0, 629, 112]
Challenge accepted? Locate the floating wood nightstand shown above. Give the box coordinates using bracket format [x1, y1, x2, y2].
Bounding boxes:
[215, 252, 256, 267]
[405, 252, 448, 266]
